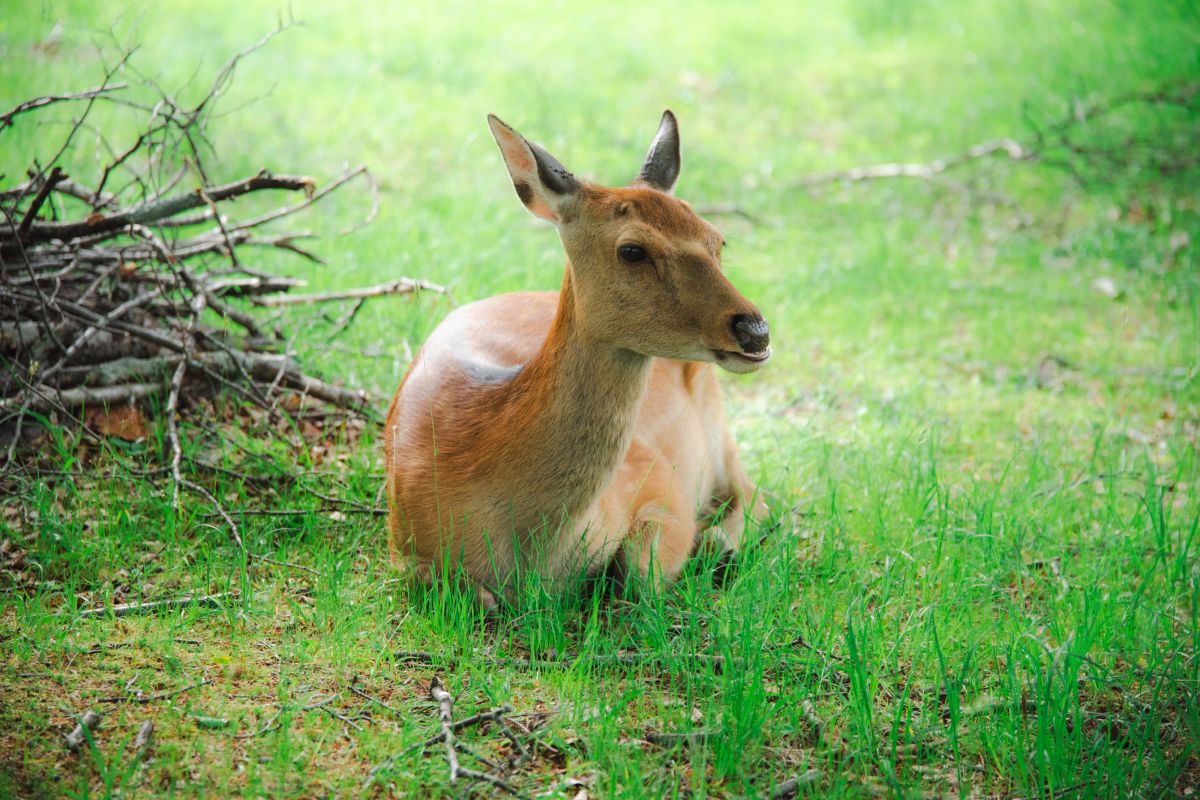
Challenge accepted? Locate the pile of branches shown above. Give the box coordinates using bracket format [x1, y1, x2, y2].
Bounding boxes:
[0, 25, 443, 472]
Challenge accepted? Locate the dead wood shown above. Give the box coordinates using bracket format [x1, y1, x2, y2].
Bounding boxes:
[792, 81, 1199, 189]
[421, 704, 516, 750]
[132, 720, 154, 757]
[364, 679, 529, 797]
[254, 276, 449, 306]
[98, 678, 211, 704]
[506, 650, 727, 673]
[800, 697, 825, 743]
[0, 22, 445, 524]
[65, 710, 101, 752]
[771, 769, 824, 798]
[348, 683, 406, 720]
[430, 677, 461, 783]
[78, 592, 234, 618]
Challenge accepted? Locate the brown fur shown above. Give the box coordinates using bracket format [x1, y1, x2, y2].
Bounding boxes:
[383, 115, 768, 605]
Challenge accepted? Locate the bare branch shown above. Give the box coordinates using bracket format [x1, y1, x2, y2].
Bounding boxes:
[181, 479, 245, 552]
[794, 138, 1027, 187]
[15, 170, 316, 242]
[0, 84, 129, 131]
[78, 593, 233, 618]
[255, 277, 449, 307]
[772, 769, 824, 799]
[0, 381, 163, 415]
[17, 167, 67, 235]
[99, 678, 210, 705]
[430, 678, 460, 784]
[791, 81, 1199, 189]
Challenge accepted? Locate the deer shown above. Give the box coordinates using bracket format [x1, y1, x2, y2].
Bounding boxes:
[383, 110, 771, 609]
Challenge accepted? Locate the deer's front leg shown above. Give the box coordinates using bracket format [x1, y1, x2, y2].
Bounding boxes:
[622, 487, 696, 588]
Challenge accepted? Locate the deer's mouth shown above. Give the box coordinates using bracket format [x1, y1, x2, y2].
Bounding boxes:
[713, 347, 771, 373]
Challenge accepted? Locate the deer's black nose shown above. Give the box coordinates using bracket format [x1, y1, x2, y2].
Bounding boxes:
[731, 314, 770, 354]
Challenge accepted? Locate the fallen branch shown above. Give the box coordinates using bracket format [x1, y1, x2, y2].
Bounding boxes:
[78, 592, 234, 619]
[169, 292, 206, 513]
[507, 650, 727, 673]
[422, 704, 515, 750]
[365, 681, 528, 797]
[792, 81, 1199, 189]
[800, 698, 824, 743]
[795, 138, 1027, 186]
[430, 678, 461, 784]
[254, 276, 449, 307]
[180, 479, 245, 552]
[456, 765, 527, 799]
[11, 170, 316, 243]
[98, 678, 211, 704]
[198, 506, 385, 518]
[772, 769, 824, 799]
[0, 382, 164, 414]
[319, 700, 366, 732]
[132, 720, 154, 757]
[349, 683, 406, 721]
[65, 710, 101, 752]
[17, 166, 66, 236]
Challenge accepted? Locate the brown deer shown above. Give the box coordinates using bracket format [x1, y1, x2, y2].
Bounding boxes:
[383, 111, 771, 608]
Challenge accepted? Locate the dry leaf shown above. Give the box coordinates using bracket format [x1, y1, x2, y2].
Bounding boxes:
[85, 404, 149, 442]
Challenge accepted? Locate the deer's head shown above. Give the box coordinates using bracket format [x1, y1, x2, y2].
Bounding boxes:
[488, 111, 770, 374]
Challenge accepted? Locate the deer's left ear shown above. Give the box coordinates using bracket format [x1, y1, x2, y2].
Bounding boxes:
[635, 110, 681, 194]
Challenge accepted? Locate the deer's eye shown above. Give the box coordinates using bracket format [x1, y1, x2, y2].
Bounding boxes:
[618, 244, 647, 264]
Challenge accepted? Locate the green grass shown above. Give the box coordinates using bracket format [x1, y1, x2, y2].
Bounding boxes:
[2, 0, 1199, 797]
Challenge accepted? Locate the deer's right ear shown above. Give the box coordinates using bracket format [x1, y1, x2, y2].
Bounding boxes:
[488, 114, 580, 224]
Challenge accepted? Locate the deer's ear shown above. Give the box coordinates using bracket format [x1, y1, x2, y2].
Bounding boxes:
[635, 110, 681, 194]
[488, 114, 580, 223]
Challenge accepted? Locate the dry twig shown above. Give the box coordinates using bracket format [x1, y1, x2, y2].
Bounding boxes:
[0, 24, 442, 524]
[254, 276, 449, 306]
[430, 678, 460, 784]
[771, 769, 824, 799]
[792, 81, 1199, 189]
[0, 84, 130, 131]
[98, 678, 211, 704]
[364, 679, 528, 797]
[78, 592, 234, 618]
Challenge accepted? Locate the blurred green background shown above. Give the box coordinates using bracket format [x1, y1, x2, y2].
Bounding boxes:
[6, 0, 1198, 486]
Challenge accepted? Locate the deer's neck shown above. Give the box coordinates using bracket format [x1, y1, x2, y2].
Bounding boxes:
[485, 266, 651, 534]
